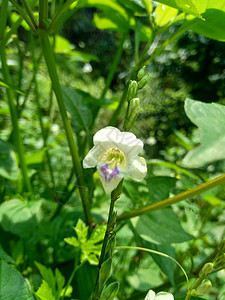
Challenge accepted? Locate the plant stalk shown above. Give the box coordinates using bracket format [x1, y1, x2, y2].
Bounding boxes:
[117, 173, 225, 221]
[38, 29, 92, 225]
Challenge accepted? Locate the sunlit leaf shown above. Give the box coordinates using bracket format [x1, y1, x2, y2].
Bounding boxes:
[182, 99, 225, 168]
[36, 280, 55, 300]
[0, 259, 34, 300]
[156, 0, 201, 17]
[155, 4, 178, 27]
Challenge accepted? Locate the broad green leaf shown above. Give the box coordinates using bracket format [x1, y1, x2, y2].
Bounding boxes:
[0, 244, 15, 264]
[155, 4, 178, 27]
[117, 0, 145, 13]
[0, 199, 42, 239]
[132, 208, 193, 244]
[62, 85, 92, 133]
[0, 259, 34, 300]
[183, 9, 225, 41]
[147, 176, 176, 204]
[0, 140, 19, 180]
[93, 11, 128, 33]
[156, 0, 200, 17]
[36, 280, 54, 300]
[26, 148, 47, 166]
[182, 99, 225, 168]
[55, 268, 65, 298]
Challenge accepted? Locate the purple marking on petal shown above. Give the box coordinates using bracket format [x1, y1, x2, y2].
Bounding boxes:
[108, 166, 119, 182]
[100, 164, 109, 182]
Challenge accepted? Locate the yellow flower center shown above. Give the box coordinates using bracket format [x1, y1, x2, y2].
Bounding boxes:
[102, 147, 126, 169]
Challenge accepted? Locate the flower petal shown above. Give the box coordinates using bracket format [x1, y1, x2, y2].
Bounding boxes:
[155, 292, 174, 300]
[145, 290, 156, 300]
[125, 156, 147, 181]
[94, 126, 143, 159]
[83, 146, 101, 168]
[97, 164, 124, 194]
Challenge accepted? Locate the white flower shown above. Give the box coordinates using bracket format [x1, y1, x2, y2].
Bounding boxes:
[83, 126, 147, 194]
[145, 290, 174, 300]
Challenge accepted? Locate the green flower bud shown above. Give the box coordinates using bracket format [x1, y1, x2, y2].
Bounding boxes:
[138, 74, 150, 89]
[137, 66, 146, 80]
[191, 279, 212, 296]
[127, 80, 138, 101]
[199, 262, 214, 278]
[99, 281, 120, 300]
[213, 253, 225, 267]
[98, 257, 112, 292]
[124, 97, 140, 131]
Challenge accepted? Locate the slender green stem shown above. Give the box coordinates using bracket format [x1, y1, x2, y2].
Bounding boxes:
[39, 0, 48, 28]
[0, 10, 32, 194]
[9, 0, 37, 34]
[38, 29, 92, 225]
[92, 181, 123, 300]
[0, 0, 8, 39]
[48, 0, 78, 34]
[117, 174, 225, 222]
[21, 0, 38, 28]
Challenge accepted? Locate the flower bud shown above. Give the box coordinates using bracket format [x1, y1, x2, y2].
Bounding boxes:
[99, 281, 120, 300]
[191, 279, 212, 296]
[138, 74, 150, 89]
[137, 66, 146, 80]
[213, 253, 225, 267]
[127, 80, 138, 101]
[124, 97, 140, 131]
[98, 257, 112, 292]
[199, 262, 213, 278]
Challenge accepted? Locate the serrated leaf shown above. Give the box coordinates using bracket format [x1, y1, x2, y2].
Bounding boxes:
[64, 236, 79, 247]
[35, 262, 56, 295]
[0, 139, 19, 180]
[74, 219, 88, 243]
[36, 280, 55, 300]
[55, 269, 65, 298]
[132, 208, 194, 244]
[182, 99, 225, 168]
[0, 259, 34, 300]
[90, 224, 106, 244]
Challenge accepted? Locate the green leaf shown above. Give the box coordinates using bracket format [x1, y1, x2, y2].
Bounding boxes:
[155, 4, 178, 27]
[0, 140, 19, 180]
[146, 176, 177, 204]
[36, 280, 55, 300]
[35, 262, 56, 296]
[55, 268, 65, 297]
[182, 99, 225, 168]
[156, 0, 201, 17]
[0, 199, 42, 239]
[93, 11, 128, 33]
[140, 0, 153, 15]
[183, 9, 225, 41]
[132, 208, 193, 244]
[0, 259, 34, 300]
[61, 85, 92, 133]
[117, 0, 145, 13]
[0, 78, 25, 94]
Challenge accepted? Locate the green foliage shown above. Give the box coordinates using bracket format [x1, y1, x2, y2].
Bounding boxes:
[183, 99, 225, 168]
[1, 0, 225, 299]
[0, 259, 34, 300]
[65, 219, 106, 265]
